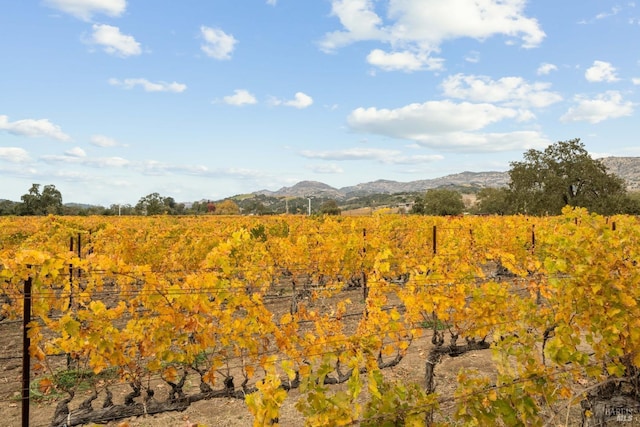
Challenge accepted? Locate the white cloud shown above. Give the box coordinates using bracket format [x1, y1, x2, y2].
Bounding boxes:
[409, 131, 550, 151]
[537, 63, 558, 75]
[200, 26, 237, 60]
[0, 147, 30, 163]
[632, 78, 640, 85]
[387, 0, 546, 48]
[138, 160, 265, 179]
[108, 78, 187, 92]
[0, 115, 72, 141]
[320, 0, 545, 71]
[266, 0, 277, 5]
[595, 6, 622, 20]
[441, 74, 563, 108]
[301, 147, 399, 161]
[300, 147, 443, 164]
[366, 49, 443, 72]
[222, 89, 258, 106]
[271, 92, 314, 109]
[585, 60, 619, 82]
[464, 51, 480, 63]
[43, 0, 126, 21]
[561, 91, 634, 123]
[90, 134, 120, 147]
[90, 24, 141, 57]
[65, 147, 87, 157]
[320, 0, 387, 52]
[346, 100, 548, 151]
[41, 154, 130, 168]
[579, 6, 628, 24]
[348, 100, 519, 136]
[309, 164, 344, 174]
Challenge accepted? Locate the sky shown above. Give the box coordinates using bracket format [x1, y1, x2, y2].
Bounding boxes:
[1, 0, 640, 206]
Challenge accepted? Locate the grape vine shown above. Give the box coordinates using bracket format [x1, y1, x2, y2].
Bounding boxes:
[0, 210, 638, 426]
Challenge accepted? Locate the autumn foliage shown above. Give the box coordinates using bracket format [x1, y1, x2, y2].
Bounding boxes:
[0, 209, 638, 426]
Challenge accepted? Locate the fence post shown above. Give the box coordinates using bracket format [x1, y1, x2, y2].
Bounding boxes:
[362, 228, 369, 318]
[77, 233, 82, 279]
[22, 276, 32, 427]
[531, 225, 536, 250]
[432, 225, 437, 255]
[69, 236, 74, 308]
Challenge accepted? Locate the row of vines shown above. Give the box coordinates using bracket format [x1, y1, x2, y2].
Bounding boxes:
[0, 208, 639, 426]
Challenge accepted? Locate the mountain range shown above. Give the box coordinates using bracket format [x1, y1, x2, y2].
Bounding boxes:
[255, 157, 640, 200]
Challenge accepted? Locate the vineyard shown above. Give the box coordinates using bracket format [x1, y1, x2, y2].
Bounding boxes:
[0, 208, 639, 426]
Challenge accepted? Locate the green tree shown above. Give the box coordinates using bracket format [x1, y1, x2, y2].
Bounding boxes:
[0, 199, 18, 215]
[18, 184, 63, 215]
[135, 193, 176, 215]
[105, 204, 135, 216]
[625, 192, 640, 214]
[507, 139, 631, 215]
[243, 199, 270, 215]
[473, 187, 512, 215]
[411, 189, 465, 216]
[320, 199, 341, 215]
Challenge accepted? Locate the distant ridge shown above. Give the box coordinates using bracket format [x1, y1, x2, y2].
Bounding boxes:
[256, 180, 345, 199]
[254, 157, 640, 199]
[600, 157, 640, 190]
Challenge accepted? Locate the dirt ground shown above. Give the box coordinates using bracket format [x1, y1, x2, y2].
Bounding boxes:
[0, 282, 592, 427]
[0, 326, 498, 427]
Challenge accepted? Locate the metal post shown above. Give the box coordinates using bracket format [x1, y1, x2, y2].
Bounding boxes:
[22, 276, 32, 427]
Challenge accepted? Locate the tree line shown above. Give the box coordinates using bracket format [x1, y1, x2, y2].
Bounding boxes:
[2, 139, 639, 216]
[412, 139, 640, 216]
[0, 186, 344, 216]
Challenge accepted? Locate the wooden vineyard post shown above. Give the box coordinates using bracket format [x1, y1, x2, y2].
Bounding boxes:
[531, 225, 543, 305]
[69, 236, 74, 310]
[432, 225, 437, 255]
[77, 233, 82, 279]
[22, 276, 32, 427]
[68, 236, 74, 369]
[362, 228, 369, 318]
[531, 224, 536, 250]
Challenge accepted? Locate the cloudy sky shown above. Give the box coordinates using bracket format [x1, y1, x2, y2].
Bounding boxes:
[1, 1, 639, 206]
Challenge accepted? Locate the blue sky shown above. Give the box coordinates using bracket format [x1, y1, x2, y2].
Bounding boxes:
[1, 1, 639, 206]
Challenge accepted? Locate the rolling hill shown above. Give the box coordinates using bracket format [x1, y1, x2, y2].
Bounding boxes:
[255, 157, 640, 200]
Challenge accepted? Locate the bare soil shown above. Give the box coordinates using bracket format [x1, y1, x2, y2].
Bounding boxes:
[0, 282, 592, 427]
[0, 328, 498, 427]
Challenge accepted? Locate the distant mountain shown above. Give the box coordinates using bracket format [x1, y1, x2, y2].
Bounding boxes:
[254, 157, 640, 199]
[600, 157, 640, 190]
[256, 172, 509, 200]
[256, 180, 348, 199]
[340, 171, 509, 197]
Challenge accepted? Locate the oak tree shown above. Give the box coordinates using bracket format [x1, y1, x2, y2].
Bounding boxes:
[411, 188, 465, 216]
[19, 183, 63, 215]
[474, 187, 512, 215]
[507, 139, 630, 215]
[320, 199, 341, 215]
